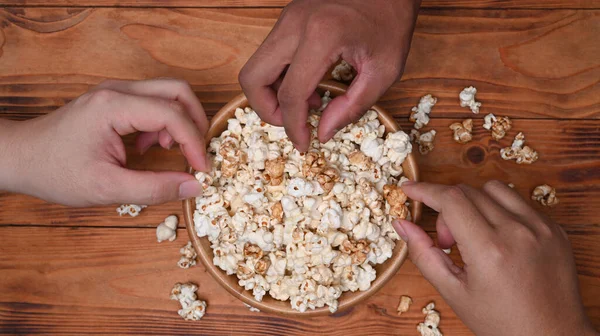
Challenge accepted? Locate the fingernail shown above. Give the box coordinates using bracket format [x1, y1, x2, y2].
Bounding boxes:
[401, 180, 416, 187]
[179, 180, 202, 200]
[392, 220, 408, 242]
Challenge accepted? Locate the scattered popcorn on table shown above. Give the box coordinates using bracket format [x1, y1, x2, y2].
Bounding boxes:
[500, 132, 538, 164]
[410, 94, 437, 129]
[331, 60, 355, 82]
[116, 204, 147, 217]
[459, 86, 481, 114]
[193, 97, 413, 313]
[178, 241, 198, 269]
[532, 184, 559, 207]
[244, 303, 261, 312]
[156, 215, 178, 243]
[411, 129, 437, 155]
[417, 302, 443, 336]
[482, 113, 512, 141]
[449, 119, 473, 144]
[170, 283, 207, 321]
[397, 295, 412, 315]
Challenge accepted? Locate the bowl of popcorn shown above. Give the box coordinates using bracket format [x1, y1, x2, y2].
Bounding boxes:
[183, 80, 421, 316]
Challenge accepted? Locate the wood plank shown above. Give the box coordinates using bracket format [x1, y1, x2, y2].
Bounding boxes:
[2, 118, 600, 230]
[0, 227, 598, 334]
[1, 0, 600, 9]
[0, 226, 471, 335]
[0, 8, 598, 120]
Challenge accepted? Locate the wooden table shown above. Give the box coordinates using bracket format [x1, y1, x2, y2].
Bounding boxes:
[1, 1, 599, 335]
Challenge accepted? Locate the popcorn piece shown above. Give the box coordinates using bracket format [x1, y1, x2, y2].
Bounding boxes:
[500, 132, 538, 164]
[449, 119, 473, 144]
[508, 183, 515, 189]
[265, 157, 285, 186]
[417, 302, 443, 336]
[483, 113, 512, 140]
[194, 98, 412, 312]
[383, 185, 409, 219]
[459, 86, 481, 114]
[157, 215, 178, 243]
[412, 130, 437, 155]
[116, 204, 147, 217]
[178, 241, 198, 269]
[410, 94, 437, 129]
[397, 295, 413, 315]
[170, 282, 207, 321]
[244, 303, 261, 312]
[442, 248, 451, 255]
[532, 184, 559, 207]
[331, 60, 355, 82]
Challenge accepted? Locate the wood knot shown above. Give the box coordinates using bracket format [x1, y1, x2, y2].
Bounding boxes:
[466, 146, 485, 164]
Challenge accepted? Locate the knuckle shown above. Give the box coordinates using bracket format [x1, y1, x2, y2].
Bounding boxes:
[277, 87, 300, 107]
[85, 88, 118, 105]
[238, 66, 251, 89]
[148, 180, 171, 204]
[513, 224, 537, 244]
[171, 78, 192, 92]
[485, 241, 508, 266]
[444, 185, 468, 202]
[167, 100, 186, 116]
[483, 179, 505, 192]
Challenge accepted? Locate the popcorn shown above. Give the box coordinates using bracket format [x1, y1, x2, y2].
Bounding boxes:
[397, 295, 412, 315]
[449, 119, 473, 144]
[178, 241, 198, 269]
[459, 86, 481, 114]
[194, 101, 412, 312]
[116, 204, 147, 217]
[483, 113, 512, 140]
[170, 283, 207, 321]
[532, 184, 559, 207]
[156, 215, 178, 243]
[410, 94, 437, 129]
[331, 60, 355, 82]
[500, 132, 538, 164]
[244, 303, 261, 312]
[417, 302, 443, 336]
[411, 129, 436, 155]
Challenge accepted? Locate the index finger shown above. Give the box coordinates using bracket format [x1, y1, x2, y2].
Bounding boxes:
[277, 39, 337, 151]
[401, 182, 496, 255]
[97, 90, 209, 172]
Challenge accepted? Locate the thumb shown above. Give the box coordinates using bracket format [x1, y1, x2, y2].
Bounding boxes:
[393, 219, 463, 294]
[108, 167, 202, 205]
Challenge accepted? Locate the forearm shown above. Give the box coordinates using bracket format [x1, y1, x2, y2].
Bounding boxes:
[0, 119, 26, 193]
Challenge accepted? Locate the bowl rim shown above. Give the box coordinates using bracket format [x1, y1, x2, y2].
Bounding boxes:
[183, 80, 421, 316]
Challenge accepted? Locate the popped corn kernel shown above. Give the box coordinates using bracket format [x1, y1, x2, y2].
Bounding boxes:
[331, 60, 355, 82]
[501, 132, 538, 164]
[397, 295, 413, 315]
[532, 184, 559, 207]
[459, 86, 481, 114]
[170, 282, 207, 321]
[410, 94, 437, 129]
[449, 119, 473, 144]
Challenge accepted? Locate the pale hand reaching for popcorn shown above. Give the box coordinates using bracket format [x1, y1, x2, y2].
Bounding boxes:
[501, 132, 538, 164]
[394, 181, 597, 336]
[459, 86, 481, 114]
[532, 184, 559, 207]
[170, 283, 207, 321]
[397, 295, 412, 315]
[331, 60, 355, 82]
[410, 94, 437, 130]
[156, 215, 178, 243]
[449, 119, 473, 144]
[193, 100, 412, 313]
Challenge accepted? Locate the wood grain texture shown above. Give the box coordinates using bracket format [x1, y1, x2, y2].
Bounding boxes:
[0, 8, 598, 121]
[1, 0, 600, 9]
[0, 227, 597, 335]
